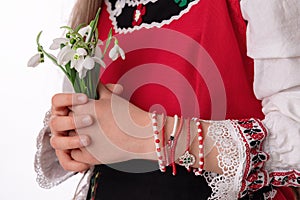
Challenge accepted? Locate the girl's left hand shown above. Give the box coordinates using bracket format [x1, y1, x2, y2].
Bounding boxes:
[69, 83, 156, 165]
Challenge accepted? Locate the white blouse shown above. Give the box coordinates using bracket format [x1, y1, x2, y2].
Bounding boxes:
[34, 0, 300, 199]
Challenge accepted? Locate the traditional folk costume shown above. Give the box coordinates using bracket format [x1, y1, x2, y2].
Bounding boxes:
[35, 0, 300, 199]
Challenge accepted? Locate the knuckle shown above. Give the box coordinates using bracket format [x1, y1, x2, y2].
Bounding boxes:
[51, 94, 61, 107]
[67, 138, 76, 149]
[49, 116, 58, 130]
[49, 136, 58, 149]
[60, 161, 72, 171]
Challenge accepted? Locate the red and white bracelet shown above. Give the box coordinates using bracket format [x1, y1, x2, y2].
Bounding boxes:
[178, 118, 196, 172]
[151, 112, 166, 172]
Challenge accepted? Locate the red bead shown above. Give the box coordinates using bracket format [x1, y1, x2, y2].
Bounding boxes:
[155, 139, 160, 143]
[154, 131, 159, 135]
[157, 148, 161, 152]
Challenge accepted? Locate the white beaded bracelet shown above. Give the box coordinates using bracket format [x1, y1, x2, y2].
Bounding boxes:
[151, 112, 166, 172]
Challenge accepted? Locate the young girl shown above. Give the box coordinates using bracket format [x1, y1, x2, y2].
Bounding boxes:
[34, 0, 300, 199]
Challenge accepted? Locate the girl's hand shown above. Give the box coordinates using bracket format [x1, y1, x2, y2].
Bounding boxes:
[69, 83, 156, 165]
[49, 93, 93, 172]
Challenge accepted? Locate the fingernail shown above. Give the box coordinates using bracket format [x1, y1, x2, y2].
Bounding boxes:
[82, 115, 92, 125]
[79, 135, 90, 147]
[77, 94, 87, 103]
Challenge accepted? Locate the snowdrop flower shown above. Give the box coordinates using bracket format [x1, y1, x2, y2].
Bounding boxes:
[76, 56, 94, 78]
[71, 48, 88, 70]
[57, 45, 74, 66]
[78, 25, 92, 42]
[27, 53, 42, 67]
[109, 41, 125, 61]
[92, 45, 106, 68]
[49, 38, 69, 50]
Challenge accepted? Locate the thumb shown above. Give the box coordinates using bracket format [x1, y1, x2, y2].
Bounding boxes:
[97, 82, 111, 98]
[105, 83, 124, 95]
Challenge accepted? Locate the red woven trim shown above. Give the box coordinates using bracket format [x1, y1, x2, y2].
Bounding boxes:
[234, 118, 270, 198]
[270, 170, 300, 187]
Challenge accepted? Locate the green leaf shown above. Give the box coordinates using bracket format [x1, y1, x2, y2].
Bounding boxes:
[103, 28, 113, 56]
[74, 23, 86, 33]
[60, 26, 74, 32]
[87, 7, 101, 43]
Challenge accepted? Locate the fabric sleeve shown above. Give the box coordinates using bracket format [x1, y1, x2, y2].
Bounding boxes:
[240, 0, 300, 196]
[203, 1, 300, 199]
[34, 110, 75, 189]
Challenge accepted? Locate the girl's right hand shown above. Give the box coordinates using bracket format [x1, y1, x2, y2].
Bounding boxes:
[49, 93, 92, 172]
[49, 84, 124, 172]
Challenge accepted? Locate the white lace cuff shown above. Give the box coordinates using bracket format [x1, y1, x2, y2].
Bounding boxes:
[34, 110, 75, 189]
[204, 118, 269, 199]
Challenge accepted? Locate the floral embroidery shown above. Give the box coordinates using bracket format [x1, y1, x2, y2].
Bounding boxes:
[132, 4, 146, 26]
[105, 0, 200, 34]
[269, 170, 300, 187]
[234, 119, 269, 198]
[174, 0, 189, 7]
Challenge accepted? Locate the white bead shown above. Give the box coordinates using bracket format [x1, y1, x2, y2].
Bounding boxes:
[199, 161, 204, 165]
[199, 153, 204, 158]
[199, 144, 203, 149]
[198, 136, 203, 140]
[197, 129, 202, 132]
[196, 122, 200, 126]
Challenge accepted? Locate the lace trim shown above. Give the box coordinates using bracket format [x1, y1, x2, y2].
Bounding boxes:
[204, 120, 245, 199]
[204, 119, 270, 199]
[105, 0, 201, 34]
[34, 110, 75, 189]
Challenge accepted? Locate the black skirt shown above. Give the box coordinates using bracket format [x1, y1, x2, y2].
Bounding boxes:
[86, 160, 267, 200]
[86, 160, 211, 200]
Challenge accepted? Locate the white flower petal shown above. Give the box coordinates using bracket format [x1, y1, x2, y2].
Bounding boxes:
[27, 54, 41, 67]
[79, 69, 88, 79]
[70, 58, 77, 69]
[49, 38, 69, 50]
[76, 48, 87, 56]
[78, 26, 92, 37]
[118, 46, 125, 60]
[93, 57, 106, 68]
[74, 57, 85, 72]
[57, 46, 73, 65]
[109, 45, 118, 61]
[83, 57, 95, 70]
[95, 46, 103, 58]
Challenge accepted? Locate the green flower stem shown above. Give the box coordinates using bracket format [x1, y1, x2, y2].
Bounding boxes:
[36, 31, 70, 80]
[87, 71, 93, 99]
[87, 8, 101, 43]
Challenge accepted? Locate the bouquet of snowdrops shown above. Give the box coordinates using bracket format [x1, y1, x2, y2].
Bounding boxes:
[28, 8, 125, 99]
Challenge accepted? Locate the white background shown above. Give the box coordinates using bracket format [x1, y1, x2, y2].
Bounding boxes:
[0, 0, 84, 199]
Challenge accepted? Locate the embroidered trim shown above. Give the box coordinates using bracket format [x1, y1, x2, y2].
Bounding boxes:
[203, 119, 270, 199]
[105, 0, 201, 34]
[126, 0, 158, 6]
[235, 119, 269, 198]
[34, 110, 75, 189]
[269, 170, 300, 187]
